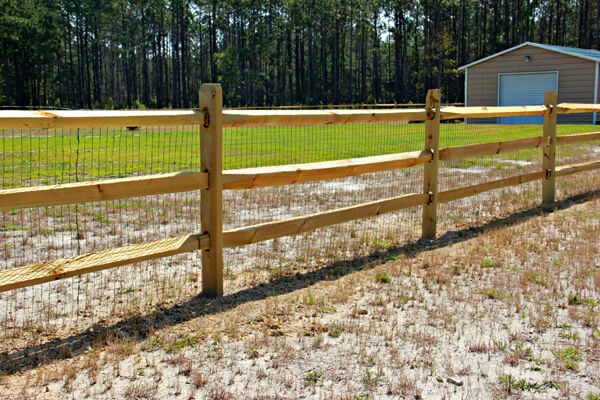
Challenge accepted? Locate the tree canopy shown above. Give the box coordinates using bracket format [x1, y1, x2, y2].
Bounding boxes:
[1, 0, 599, 108]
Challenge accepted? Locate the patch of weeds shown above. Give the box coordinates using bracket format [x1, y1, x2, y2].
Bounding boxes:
[504, 342, 533, 366]
[528, 355, 544, 365]
[586, 393, 600, 400]
[119, 341, 135, 356]
[362, 370, 382, 390]
[92, 211, 111, 224]
[594, 330, 600, 339]
[304, 370, 323, 386]
[246, 344, 259, 359]
[164, 336, 197, 354]
[553, 346, 580, 370]
[142, 337, 163, 351]
[317, 305, 336, 314]
[375, 272, 391, 284]
[481, 258, 502, 268]
[558, 331, 579, 341]
[212, 332, 223, 343]
[394, 294, 413, 308]
[544, 381, 560, 390]
[585, 298, 598, 308]
[210, 331, 223, 344]
[551, 257, 565, 267]
[328, 325, 343, 338]
[480, 288, 505, 300]
[304, 294, 317, 306]
[365, 355, 377, 367]
[117, 287, 135, 296]
[372, 238, 394, 250]
[175, 336, 197, 348]
[303, 322, 327, 337]
[494, 340, 508, 351]
[451, 263, 465, 275]
[521, 269, 547, 286]
[557, 323, 572, 330]
[2, 223, 21, 231]
[568, 294, 583, 305]
[499, 374, 554, 393]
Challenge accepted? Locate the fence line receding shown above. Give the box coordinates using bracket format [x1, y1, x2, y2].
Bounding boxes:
[0, 84, 599, 298]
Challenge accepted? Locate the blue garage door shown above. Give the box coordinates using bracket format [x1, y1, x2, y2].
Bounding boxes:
[498, 72, 558, 124]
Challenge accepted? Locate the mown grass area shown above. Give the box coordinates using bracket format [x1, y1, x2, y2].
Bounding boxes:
[0, 123, 596, 187]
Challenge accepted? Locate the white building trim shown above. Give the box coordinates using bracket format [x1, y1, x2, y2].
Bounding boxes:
[458, 42, 600, 71]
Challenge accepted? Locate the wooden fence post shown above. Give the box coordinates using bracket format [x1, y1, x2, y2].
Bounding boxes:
[542, 91, 557, 211]
[200, 84, 224, 297]
[421, 89, 441, 239]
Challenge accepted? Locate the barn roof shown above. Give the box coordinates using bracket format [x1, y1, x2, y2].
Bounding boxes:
[458, 42, 600, 70]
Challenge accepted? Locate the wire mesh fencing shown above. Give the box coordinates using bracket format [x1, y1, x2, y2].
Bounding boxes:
[437, 119, 545, 233]
[223, 122, 425, 278]
[437, 119, 599, 235]
[0, 126, 203, 343]
[555, 123, 600, 200]
[0, 108, 598, 357]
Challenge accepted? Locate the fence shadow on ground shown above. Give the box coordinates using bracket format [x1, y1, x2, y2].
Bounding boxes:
[1, 188, 599, 375]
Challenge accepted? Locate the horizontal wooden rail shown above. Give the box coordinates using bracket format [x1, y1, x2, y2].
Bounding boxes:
[438, 171, 545, 203]
[439, 137, 548, 161]
[222, 193, 428, 247]
[556, 132, 600, 145]
[0, 131, 593, 210]
[223, 151, 432, 189]
[555, 160, 600, 177]
[222, 109, 429, 126]
[556, 103, 600, 114]
[0, 103, 598, 129]
[0, 234, 209, 292]
[228, 102, 464, 109]
[0, 172, 208, 211]
[440, 105, 547, 120]
[0, 110, 202, 129]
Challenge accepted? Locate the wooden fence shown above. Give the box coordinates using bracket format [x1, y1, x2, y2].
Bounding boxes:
[0, 83, 599, 297]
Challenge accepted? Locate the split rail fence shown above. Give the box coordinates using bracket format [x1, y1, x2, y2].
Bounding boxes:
[0, 84, 599, 297]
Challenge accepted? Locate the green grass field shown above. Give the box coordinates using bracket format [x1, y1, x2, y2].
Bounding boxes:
[0, 123, 596, 187]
